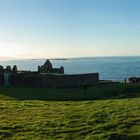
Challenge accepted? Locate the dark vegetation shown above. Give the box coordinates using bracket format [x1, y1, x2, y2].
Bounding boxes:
[0, 83, 140, 100]
[0, 83, 139, 140]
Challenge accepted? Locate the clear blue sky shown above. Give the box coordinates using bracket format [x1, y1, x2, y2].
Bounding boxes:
[0, 0, 140, 59]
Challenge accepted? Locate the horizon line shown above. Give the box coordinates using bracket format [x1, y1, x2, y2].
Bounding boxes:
[0, 55, 140, 61]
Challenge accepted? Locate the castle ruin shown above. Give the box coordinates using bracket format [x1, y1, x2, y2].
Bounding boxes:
[38, 60, 64, 74]
[0, 60, 99, 87]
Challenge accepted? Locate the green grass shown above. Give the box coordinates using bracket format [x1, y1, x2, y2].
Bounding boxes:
[0, 83, 140, 100]
[0, 83, 140, 140]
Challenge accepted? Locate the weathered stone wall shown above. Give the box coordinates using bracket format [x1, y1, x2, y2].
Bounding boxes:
[0, 74, 4, 86]
[129, 77, 140, 83]
[41, 73, 99, 87]
[9, 73, 42, 87]
[5, 73, 99, 88]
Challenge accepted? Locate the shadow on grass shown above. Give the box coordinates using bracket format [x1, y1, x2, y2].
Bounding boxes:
[0, 83, 140, 101]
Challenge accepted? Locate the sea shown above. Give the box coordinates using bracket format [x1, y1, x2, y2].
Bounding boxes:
[0, 56, 139, 81]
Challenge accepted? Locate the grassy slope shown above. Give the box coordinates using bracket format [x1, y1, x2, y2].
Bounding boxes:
[0, 84, 140, 140]
[0, 83, 140, 100]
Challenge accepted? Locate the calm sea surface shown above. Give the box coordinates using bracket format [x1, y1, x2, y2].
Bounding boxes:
[0, 56, 139, 81]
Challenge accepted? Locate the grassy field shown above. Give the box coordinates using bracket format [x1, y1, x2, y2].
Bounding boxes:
[0, 83, 140, 140]
[0, 83, 140, 101]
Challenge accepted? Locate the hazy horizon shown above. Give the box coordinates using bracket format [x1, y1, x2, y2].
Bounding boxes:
[0, 0, 140, 59]
[0, 55, 140, 61]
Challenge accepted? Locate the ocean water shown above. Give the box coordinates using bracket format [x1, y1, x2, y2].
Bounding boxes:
[0, 56, 139, 81]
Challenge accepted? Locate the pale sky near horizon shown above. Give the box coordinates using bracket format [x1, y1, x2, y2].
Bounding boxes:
[0, 0, 140, 59]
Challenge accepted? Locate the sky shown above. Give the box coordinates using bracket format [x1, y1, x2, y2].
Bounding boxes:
[0, 0, 140, 59]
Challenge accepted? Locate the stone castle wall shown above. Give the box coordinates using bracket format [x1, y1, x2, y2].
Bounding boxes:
[41, 73, 99, 87]
[129, 77, 140, 83]
[9, 73, 42, 87]
[8, 73, 99, 88]
[0, 74, 4, 86]
[0, 60, 99, 87]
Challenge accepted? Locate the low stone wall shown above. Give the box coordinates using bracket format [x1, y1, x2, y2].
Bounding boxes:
[129, 77, 140, 83]
[0, 74, 4, 86]
[9, 73, 42, 87]
[5, 73, 99, 88]
[41, 73, 99, 87]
